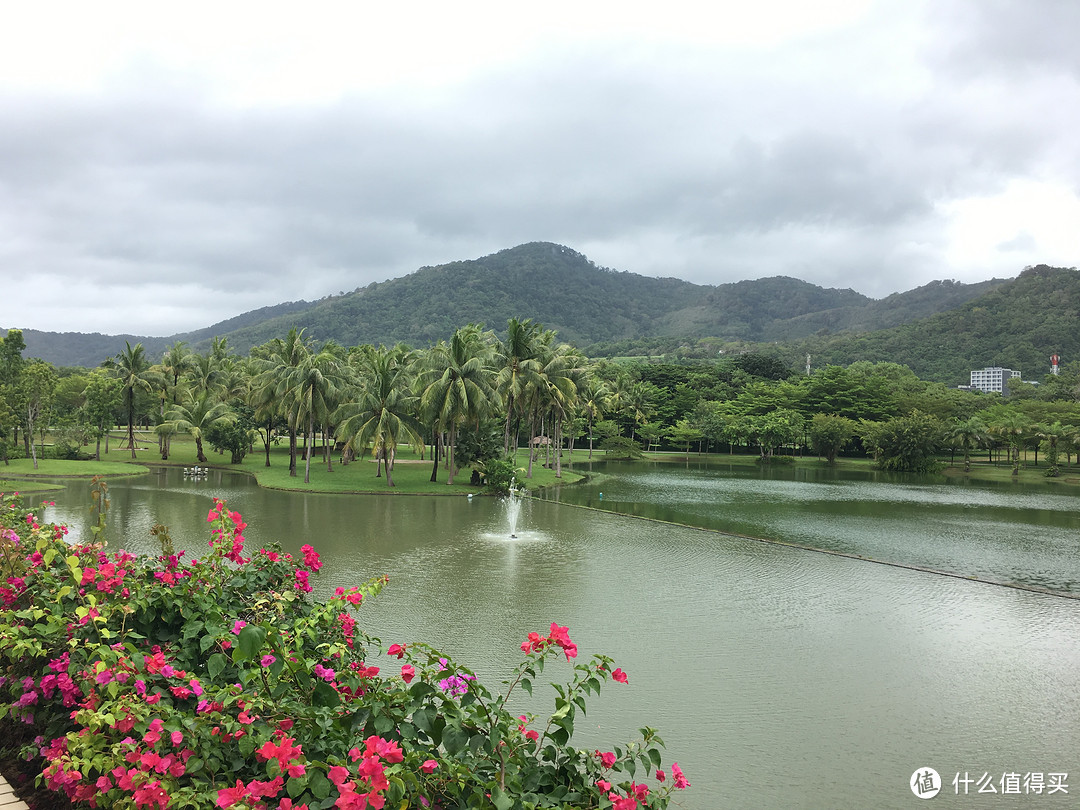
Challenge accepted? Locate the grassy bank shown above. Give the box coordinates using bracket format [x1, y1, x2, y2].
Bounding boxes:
[2, 431, 585, 494]
[8, 431, 1077, 492]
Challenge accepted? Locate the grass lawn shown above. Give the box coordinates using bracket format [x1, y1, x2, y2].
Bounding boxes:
[5, 430, 584, 495]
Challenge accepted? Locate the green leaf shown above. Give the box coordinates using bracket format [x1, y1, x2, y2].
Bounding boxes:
[521, 678, 532, 696]
[443, 727, 468, 755]
[207, 653, 228, 681]
[309, 771, 332, 800]
[236, 624, 267, 661]
[491, 787, 514, 810]
[312, 681, 341, 708]
[648, 748, 662, 769]
[287, 774, 309, 798]
[412, 706, 434, 732]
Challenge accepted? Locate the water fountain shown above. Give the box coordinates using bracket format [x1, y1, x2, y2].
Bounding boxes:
[506, 479, 522, 538]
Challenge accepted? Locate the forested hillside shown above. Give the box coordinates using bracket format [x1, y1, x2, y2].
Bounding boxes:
[14, 241, 1010, 368]
[773, 265, 1078, 384]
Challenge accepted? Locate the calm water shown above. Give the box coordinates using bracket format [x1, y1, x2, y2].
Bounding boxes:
[39, 463, 1080, 809]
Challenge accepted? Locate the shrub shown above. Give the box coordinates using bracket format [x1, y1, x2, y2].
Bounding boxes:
[0, 492, 688, 809]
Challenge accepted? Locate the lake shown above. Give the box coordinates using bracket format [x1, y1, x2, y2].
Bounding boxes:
[41, 460, 1080, 808]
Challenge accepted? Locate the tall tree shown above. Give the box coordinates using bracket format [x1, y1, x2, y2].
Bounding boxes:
[252, 327, 313, 477]
[287, 345, 345, 483]
[81, 370, 123, 461]
[21, 361, 57, 470]
[420, 326, 495, 485]
[943, 417, 988, 473]
[104, 342, 160, 459]
[158, 390, 232, 463]
[334, 346, 423, 487]
[495, 318, 543, 454]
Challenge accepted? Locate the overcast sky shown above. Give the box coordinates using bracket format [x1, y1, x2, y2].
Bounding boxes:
[1, 0, 1077, 337]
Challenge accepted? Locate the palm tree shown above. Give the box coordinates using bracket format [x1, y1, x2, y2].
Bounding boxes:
[1034, 421, 1068, 476]
[158, 390, 232, 463]
[578, 377, 611, 459]
[420, 326, 495, 485]
[334, 346, 424, 488]
[104, 342, 160, 459]
[160, 341, 195, 406]
[944, 417, 988, 473]
[286, 344, 345, 484]
[494, 318, 544, 454]
[989, 412, 1030, 476]
[252, 327, 313, 476]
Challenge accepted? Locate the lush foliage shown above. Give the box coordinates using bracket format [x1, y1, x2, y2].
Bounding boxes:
[0, 493, 688, 809]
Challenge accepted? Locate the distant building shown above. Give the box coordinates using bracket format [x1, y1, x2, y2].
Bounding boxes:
[970, 367, 1020, 394]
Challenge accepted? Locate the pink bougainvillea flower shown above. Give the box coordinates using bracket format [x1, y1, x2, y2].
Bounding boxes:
[327, 765, 350, 786]
[400, 665, 415, 684]
[232, 620, 246, 635]
[260, 654, 276, 667]
[598, 751, 617, 769]
[420, 759, 438, 773]
[216, 779, 249, 808]
[671, 762, 690, 789]
[597, 779, 612, 792]
[611, 668, 628, 684]
[655, 768, 666, 783]
[387, 644, 405, 659]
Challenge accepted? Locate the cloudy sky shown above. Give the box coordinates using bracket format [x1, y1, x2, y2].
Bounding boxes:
[1, 0, 1077, 337]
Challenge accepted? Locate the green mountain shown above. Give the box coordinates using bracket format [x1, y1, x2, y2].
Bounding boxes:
[13, 242, 1009, 369]
[774, 264, 1078, 384]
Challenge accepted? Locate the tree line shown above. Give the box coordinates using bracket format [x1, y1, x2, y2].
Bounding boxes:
[2, 320, 1080, 481]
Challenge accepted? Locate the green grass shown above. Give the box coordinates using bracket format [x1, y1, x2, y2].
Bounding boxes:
[5, 431, 584, 495]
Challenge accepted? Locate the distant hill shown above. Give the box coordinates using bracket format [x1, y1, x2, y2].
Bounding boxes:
[13, 241, 1009, 368]
[773, 264, 1079, 384]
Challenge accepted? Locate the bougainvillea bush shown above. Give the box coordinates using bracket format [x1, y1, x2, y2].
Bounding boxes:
[0, 490, 689, 809]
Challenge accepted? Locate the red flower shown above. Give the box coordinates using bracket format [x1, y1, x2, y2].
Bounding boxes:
[216, 779, 249, 808]
[387, 643, 405, 659]
[671, 762, 689, 789]
[400, 665, 415, 684]
[421, 760, 438, 773]
[598, 750, 617, 769]
[611, 668, 628, 684]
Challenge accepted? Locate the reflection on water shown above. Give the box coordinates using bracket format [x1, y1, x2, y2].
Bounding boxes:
[538, 459, 1080, 594]
[36, 465, 1080, 809]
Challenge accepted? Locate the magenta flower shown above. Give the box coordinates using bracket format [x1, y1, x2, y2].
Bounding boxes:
[401, 665, 415, 684]
[612, 668, 628, 684]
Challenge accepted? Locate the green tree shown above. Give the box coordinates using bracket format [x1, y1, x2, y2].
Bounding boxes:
[861, 411, 943, 473]
[420, 326, 496, 485]
[334, 346, 423, 487]
[158, 390, 233, 463]
[20, 361, 57, 469]
[667, 418, 702, 459]
[943, 416, 988, 473]
[808, 413, 856, 464]
[287, 345, 345, 483]
[81, 370, 123, 461]
[252, 327, 313, 477]
[495, 318, 544, 454]
[104, 342, 160, 460]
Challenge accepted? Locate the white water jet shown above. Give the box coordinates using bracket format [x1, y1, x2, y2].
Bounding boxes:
[506, 479, 523, 538]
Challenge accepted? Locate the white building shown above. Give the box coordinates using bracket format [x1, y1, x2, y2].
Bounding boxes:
[970, 367, 1020, 394]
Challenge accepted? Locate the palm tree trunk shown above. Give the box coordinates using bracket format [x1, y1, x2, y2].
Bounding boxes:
[196, 437, 207, 463]
[555, 421, 562, 478]
[386, 448, 395, 487]
[447, 425, 457, 485]
[304, 415, 313, 483]
[289, 428, 298, 477]
[430, 430, 440, 483]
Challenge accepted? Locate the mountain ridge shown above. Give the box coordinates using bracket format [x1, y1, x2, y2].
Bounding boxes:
[9, 241, 1012, 369]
